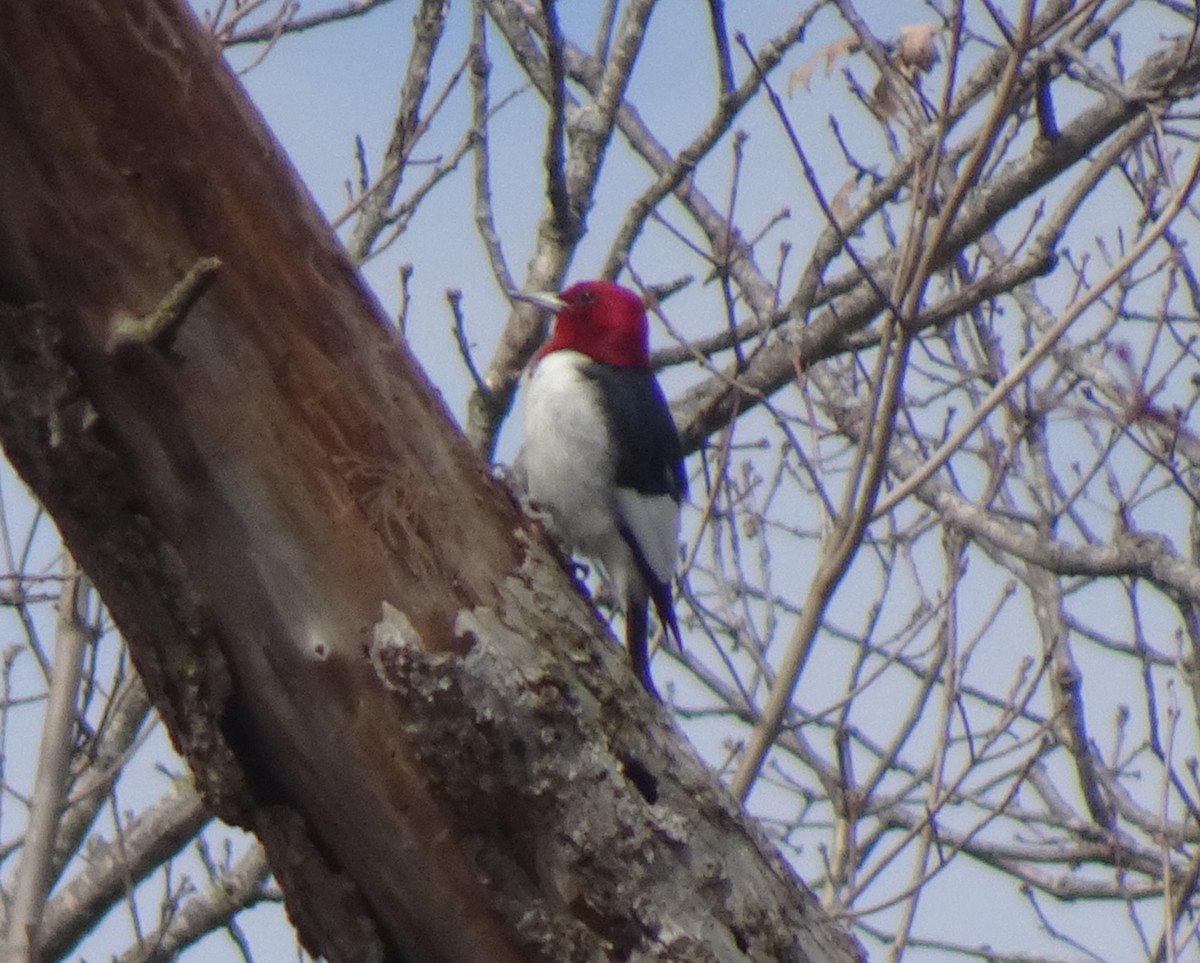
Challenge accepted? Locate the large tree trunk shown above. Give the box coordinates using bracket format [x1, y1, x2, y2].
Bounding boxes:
[0, 1, 862, 960]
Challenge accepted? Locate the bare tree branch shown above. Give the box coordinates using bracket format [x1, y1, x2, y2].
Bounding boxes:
[1, 561, 91, 962]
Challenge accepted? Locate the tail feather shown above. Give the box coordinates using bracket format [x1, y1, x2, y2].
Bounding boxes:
[617, 520, 682, 698]
[625, 598, 659, 700]
[647, 577, 682, 652]
[618, 521, 682, 648]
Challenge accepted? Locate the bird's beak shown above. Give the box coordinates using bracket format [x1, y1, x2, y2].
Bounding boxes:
[509, 290, 565, 313]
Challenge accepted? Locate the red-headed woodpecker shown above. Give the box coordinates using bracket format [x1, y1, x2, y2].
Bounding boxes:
[513, 280, 687, 696]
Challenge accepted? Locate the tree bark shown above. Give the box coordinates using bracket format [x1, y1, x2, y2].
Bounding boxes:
[0, 2, 862, 961]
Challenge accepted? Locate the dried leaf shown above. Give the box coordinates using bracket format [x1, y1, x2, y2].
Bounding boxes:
[871, 23, 942, 117]
[895, 22, 940, 76]
[872, 76, 899, 118]
[787, 35, 861, 94]
[829, 175, 860, 230]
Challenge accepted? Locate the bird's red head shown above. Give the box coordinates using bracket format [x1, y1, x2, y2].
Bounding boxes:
[536, 280, 650, 369]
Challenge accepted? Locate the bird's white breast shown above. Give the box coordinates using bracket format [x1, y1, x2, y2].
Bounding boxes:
[520, 349, 683, 611]
[520, 352, 629, 574]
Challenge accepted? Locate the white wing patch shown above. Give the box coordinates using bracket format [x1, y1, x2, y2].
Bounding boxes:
[615, 488, 680, 586]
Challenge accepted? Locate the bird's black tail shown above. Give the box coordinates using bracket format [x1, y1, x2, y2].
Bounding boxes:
[647, 577, 682, 652]
[619, 522, 682, 698]
[625, 599, 658, 699]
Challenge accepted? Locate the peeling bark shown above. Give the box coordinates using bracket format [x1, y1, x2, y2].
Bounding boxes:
[0, 1, 862, 960]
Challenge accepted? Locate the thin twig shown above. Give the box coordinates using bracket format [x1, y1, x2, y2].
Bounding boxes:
[470, 1, 519, 298]
[540, 0, 573, 240]
[874, 146, 1200, 518]
[706, 0, 734, 95]
[447, 289, 488, 397]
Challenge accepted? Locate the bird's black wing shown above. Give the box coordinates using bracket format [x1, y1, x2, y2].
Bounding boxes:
[584, 364, 686, 501]
[585, 363, 686, 657]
